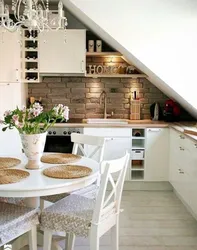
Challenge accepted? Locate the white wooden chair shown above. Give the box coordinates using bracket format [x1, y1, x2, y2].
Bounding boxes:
[40, 133, 106, 208]
[0, 201, 39, 249]
[40, 152, 130, 250]
[71, 133, 105, 164]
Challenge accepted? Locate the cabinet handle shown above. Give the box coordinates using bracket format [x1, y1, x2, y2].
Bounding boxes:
[179, 135, 185, 139]
[178, 168, 184, 174]
[179, 147, 184, 151]
[2, 31, 4, 43]
[194, 144, 197, 148]
[81, 60, 84, 72]
[148, 128, 161, 132]
[0, 83, 9, 86]
[16, 69, 19, 81]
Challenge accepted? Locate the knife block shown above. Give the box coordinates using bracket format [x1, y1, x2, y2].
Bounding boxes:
[130, 100, 141, 120]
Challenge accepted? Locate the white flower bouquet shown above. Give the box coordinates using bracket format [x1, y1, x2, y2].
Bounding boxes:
[1, 103, 69, 134]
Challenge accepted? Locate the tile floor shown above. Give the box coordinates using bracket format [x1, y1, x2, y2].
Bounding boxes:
[42, 191, 197, 250]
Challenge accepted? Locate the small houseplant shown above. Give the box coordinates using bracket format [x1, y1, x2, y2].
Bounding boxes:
[0, 103, 69, 169]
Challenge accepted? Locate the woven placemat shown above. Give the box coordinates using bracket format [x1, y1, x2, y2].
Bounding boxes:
[41, 153, 81, 164]
[0, 157, 21, 170]
[0, 169, 30, 185]
[43, 165, 92, 179]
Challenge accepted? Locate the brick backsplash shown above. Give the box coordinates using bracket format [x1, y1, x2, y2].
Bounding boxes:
[28, 77, 169, 119]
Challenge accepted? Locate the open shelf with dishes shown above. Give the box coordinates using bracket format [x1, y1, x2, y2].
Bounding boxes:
[21, 29, 40, 83]
[130, 128, 146, 180]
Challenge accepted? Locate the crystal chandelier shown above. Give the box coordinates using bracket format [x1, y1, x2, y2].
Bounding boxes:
[0, 0, 68, 32]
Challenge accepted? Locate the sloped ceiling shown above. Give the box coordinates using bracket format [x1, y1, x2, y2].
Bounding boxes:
[63, 0, 197, 119]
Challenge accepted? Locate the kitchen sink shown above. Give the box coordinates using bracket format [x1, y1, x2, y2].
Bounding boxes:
[84, 119, 129, 124]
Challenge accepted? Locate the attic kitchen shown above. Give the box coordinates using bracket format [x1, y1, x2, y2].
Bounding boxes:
[1, 1, 197, 250]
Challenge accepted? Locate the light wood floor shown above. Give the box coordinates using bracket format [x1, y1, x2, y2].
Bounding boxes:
[43, 191, 197, 250]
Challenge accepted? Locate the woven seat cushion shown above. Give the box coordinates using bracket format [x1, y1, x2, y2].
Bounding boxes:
[41, 194, 95, 237]
[72, 184, 99, 200]
[41, 184, 99, 204]
[0, 197, 25, 206]
[0, 202, 39, 246]
[41, 193, 69, 203]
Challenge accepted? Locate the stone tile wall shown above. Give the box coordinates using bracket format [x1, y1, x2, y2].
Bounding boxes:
[28, 77, 169, 119]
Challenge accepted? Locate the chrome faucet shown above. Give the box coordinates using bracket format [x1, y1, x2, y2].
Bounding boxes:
[99, 90, 113, 119]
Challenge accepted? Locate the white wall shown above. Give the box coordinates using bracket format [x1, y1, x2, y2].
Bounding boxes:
[64, 0, 197, 118]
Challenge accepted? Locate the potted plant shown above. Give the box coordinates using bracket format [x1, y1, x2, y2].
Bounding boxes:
[0, 103, 69, 169]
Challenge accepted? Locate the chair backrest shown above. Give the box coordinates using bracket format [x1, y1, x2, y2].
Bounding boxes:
[71, 133, 106, 163]
[91, 152, 129, 227]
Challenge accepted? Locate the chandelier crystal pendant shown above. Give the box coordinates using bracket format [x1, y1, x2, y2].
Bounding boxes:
[0, 0, 68, 32]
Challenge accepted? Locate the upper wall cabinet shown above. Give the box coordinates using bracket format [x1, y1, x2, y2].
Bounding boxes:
[39, 29, 86, 75]
[0, 82, 27, 119]
[0, 29, 21, 82]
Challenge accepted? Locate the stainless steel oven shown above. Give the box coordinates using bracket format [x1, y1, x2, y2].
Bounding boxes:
[44, 127, 83, 153]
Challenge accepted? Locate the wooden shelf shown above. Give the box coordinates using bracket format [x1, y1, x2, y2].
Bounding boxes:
[25, 48, 38, 51]
[86, 52, 122, 57]
[23, 79, 39, 83]
[132, 137, 145, 139]
[24, 70, 38, 73]
[132, 146, 145, 150]
[24, 38, 38, 41]
[86, 74, 146, 78]
[131, 170, 144, 180]
[25, 59, 38, 62]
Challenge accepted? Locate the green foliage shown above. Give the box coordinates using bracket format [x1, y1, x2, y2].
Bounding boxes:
[0, 103, 69, 134]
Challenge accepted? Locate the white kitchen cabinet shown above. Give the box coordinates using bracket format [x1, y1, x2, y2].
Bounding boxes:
[169, 128, 197, 218]
[0, 82, 27, 155]
[0, 28, 21, 82]
[0, 125, 22, 155]
[169, 129, 185, 189]
[144, 128, 169, 181]
[169, 129, 191, 192]
[0, 82, 27, 119]
[104, 137, 131, 181]
[83, 128, 131, 180]
[39, 29, 86, 74]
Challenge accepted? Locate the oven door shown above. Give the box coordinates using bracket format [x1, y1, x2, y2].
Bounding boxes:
[44, 136, 73, 153]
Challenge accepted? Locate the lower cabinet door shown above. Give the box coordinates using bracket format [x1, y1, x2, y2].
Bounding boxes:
[104, 137, 131, 181]
[85, 137, 131, 181]
[145, 128, 169, 181]
[183, 140, 197, 217]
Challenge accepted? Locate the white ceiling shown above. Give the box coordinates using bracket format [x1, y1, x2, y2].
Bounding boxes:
[63, 0, 197, 119]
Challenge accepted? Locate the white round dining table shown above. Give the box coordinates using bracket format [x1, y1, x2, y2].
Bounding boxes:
[0, 153, 99, 250]
[0, 153, 99, 201]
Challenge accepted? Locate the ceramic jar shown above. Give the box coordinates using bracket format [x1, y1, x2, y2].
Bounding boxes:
[20, 132, 47, 169]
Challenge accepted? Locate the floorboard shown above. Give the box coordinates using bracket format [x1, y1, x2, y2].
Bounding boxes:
[33, 191, 197, 249]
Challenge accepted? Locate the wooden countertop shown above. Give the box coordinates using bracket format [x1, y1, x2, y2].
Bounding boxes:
[53, 119, 169, 128]
[171, 122, 197, 142]
[53, 119, 197, 141]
